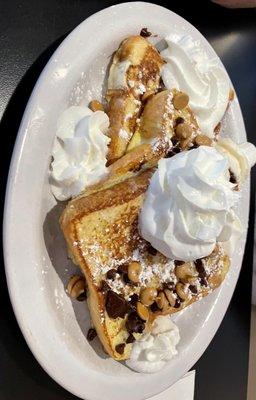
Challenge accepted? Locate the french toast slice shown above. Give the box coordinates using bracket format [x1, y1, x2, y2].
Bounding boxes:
[60, 169, 230, 361]
[107, 35, 164, 164]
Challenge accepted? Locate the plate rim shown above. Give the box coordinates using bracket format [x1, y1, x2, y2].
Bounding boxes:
[3, 2, 248, 400]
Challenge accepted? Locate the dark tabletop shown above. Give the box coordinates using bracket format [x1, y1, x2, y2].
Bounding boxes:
[0, 1, 255, 399]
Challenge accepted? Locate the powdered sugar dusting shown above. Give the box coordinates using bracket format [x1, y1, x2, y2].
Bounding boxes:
[131, 247, 176, 286]
[166, 91, 174, 112]
[119, 128, 130, 140]
[135, 83, 146, 95]
[124, 113, 133, 121]
[151, 135, 172, 154]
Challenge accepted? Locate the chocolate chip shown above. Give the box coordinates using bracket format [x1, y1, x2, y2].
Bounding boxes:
[174, 260, 185, 267]
[165, 147, 181, 158]
[115, 343, 125, 355]
[229, 168, 237, 184]
[77, 292, 87, 301]
[163, 282, 175, 291]
[199, 270, 207, 279]
[118, 264, 129, 275]
[174, 298, 181, 308]
[200, 277, 208, 287]
[129, 293, 139, 307]
[106, 269, 117, 280]
[195, 259, 206, 276]
[140, 27, 152, 37]
[150, 301, 160, 312]
[172, 138, 179, 147]
[106, 291, 128, 319]
[117, 265, 130, 284]
[123, 274, 131, 284]
[126, 333, 135, 344]
[189, 285, 197, 294]
[174, 147, 181, 154]
[87, 328, 97, 341]
[159, 77, 165, 90]
[126, 312, 145, 333]
[148, 245, 157, 255]
[99, 280, 111, 294]
[175, 117, 185, 126]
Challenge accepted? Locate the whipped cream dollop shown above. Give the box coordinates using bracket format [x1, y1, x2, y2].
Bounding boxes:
[215, 138, 256, 185]
[126, 316, 180, 373]
[140, 146, 240, 261]
[220, 210, 244, 257]
[161, 35, 230, 138]
[50, 106, 110, 201]
[108, 60, 131, 90]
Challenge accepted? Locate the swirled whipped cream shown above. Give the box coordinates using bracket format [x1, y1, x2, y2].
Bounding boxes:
[126, 316, 180, 373]
[215, 138, 256, 185]
[139, 146, 240, 261]
[161, 35, 230, 138]
[50, 106, 110, 201]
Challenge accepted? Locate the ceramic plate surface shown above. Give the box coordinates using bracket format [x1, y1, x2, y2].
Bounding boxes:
[3, 2, 248, 400]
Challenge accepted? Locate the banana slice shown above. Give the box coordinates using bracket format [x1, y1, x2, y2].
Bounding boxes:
[108, 35, 164, 96]
[107, 90, 141, 164]
[128, 89, 201, 153]
[107, 35, 164, 164]
[127, 90, 175, 151]
[110, 90, 175, 176]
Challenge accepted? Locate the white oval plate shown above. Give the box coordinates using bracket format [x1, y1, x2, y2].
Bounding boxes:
[3, 2, 248, 400]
